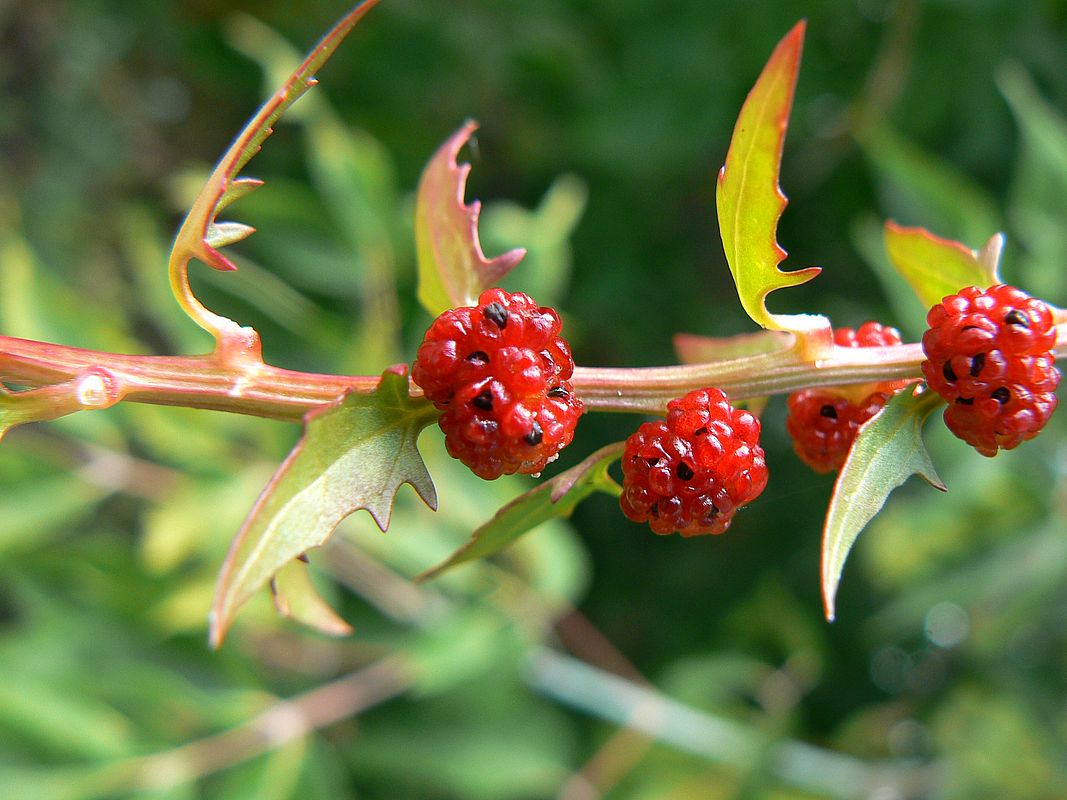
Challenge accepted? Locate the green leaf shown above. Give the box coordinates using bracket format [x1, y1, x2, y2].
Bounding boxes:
[415, 121, 526, 315]
[205, 221, 256, 249]
[210, 368, 437, 646]
[715, 21, 821, 333]
[883, 222, 1000, 310]
[821, 389, 947, 621]
[271, 558, 353, 638]
[416, 443, 623, 582]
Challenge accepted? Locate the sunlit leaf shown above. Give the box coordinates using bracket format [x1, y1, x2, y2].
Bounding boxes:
[271, 558, 354, 638]
[883, 222, 1000, 310]
[822, 388, 946, 621]
[169, 0, 380, 325]
[716, 21, 821, 333]
[416, 443, 623, 582]
[210, 368, 437, 646]
[415, 120, 526, 316]
[205, 221, 257, 249]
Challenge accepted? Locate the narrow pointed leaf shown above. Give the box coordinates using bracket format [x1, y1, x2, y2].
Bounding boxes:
[716, 21, 821, 332]
[821, 389, 947, 621]
[218, 176, 265, 212]
[271, 558, 354, 637]
[211, 368, 438, 646]
[415, 120, 526, 315]
[169, 0, 380, 320]
[883, 222, 1000, 310]
[205, 221, 257, 249]
[416, 443, 623, 582]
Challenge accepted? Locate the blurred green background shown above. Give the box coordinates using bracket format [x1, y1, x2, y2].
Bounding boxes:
[2, 0, 1067, 797]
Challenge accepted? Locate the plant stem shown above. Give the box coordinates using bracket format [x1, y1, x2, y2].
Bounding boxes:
[3, 325, 1066, 421]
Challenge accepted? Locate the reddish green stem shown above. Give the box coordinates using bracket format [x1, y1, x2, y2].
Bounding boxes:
[3, 325, 1065, 421]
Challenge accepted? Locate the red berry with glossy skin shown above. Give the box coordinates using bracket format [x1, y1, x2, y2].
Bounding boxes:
[412, 289, 583, 479]
[921, 284, 1059, 456]
[786, 322, 904, 472]
[620, 388, 767, 536]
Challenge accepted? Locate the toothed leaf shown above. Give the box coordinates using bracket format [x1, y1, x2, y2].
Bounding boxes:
[271, 558, 354, 638]
[821, 389, 946, 621]
[416, 443, 622, 583]
[205, 221, 257, 249]
[883, 222, 1000, 310]
[169, 0, 380, 317]
[716, 21, 821, 332]
[211, 368, 437, 646]
[217, 177, 265, 212]
[415, 121, 526, 315]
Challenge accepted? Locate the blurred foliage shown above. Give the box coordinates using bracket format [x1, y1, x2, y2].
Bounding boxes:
[2, 0, 1067, 797]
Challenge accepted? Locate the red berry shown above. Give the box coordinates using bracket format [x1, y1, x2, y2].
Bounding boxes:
[412, 289, 583, 479]
[786, 322, 905, 472]
[921, 284, 1059, 456]
[619, 388, 768, 536]
[786, 389, 891, 473]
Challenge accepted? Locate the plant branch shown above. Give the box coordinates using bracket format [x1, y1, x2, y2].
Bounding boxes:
[3, 324, 1065, 422]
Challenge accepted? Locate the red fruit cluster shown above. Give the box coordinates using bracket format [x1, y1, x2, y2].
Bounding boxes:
[786, 322, 904, 472]
[620, 388, 768, 536]
[922, 284, 1060, 456]
[412, 289, 583, 479]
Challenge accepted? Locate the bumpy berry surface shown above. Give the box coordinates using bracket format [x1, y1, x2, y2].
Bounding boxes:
[921, 284, 1060, 456]
[786, 322, 904, 472]
[619, 388, 767, 537]
[412, 288, 583, 479]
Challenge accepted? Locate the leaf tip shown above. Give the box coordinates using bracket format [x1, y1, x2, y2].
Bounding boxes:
[200, 244, 239, 273]
[207, 609, 228, 650]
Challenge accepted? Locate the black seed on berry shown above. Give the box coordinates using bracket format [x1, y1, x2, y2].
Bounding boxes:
[969, 353, 985, 377]
[694, 426, 708, 436]
[472, 390, 493, 410]
[645, 457, 661, 467]
[955, 396, 974, 405]
[943, 362, 958, 382]
[483, 302, 508, 328]
[1005, 309, 1030, 328]
[466, 350, 489, 365]
[991, 386, 1011, 404]
[702, 504, 720, 524]
[819, 404, 838, 419]
[524, 421, 543, 446]
[548, 386, 569, 398]
[650, 502, 659, 517]
[676, 462, 694, 481]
